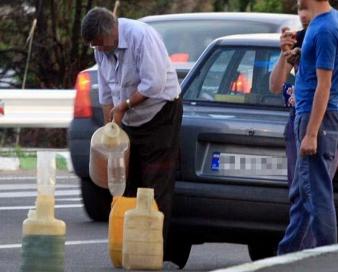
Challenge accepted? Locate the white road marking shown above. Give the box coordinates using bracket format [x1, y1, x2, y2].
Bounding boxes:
[56, 197, 82, 202]
[66, 239, 108, 246]
[0, 175, 78, 181]
[0, 239, 107, 250]
[0, 190, 80, 198]
[0, 204, 83, 211]
[0, 184, 78, 190]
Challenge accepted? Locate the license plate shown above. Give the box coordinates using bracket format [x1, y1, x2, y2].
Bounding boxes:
[211, 152, 287, 178]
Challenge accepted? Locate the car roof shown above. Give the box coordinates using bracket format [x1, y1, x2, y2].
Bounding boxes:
[214, 33, 281, 47]
[86, 34, 282, 72]
[140, 12, 299, 25]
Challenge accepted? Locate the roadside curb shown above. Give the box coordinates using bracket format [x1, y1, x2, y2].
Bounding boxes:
[0, 157, 20, 171]
[213, 244, 338, 272]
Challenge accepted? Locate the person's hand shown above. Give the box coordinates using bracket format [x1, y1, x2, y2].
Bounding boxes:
[287, 86, 295, 107]
[110, 103, 127, 126]
[284, 47, 301, 66]
[280, 27, 297, 53]
[300, 134, 317, 156]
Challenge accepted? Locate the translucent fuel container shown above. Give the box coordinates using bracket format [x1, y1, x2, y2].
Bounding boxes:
[89, 122, 130, 195]
[122, 188, 164, 270]
[108, 196, 158, 268]
[20, 152, 66, 272]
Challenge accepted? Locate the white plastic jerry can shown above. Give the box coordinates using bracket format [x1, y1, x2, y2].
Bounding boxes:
[122, 188, 164, 270]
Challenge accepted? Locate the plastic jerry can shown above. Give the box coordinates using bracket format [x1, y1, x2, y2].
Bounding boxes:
[89, 121, 130, 195]
[122, 188, 164, 270]
[20, 152, 66, 272]
[108, 195, 158, 268]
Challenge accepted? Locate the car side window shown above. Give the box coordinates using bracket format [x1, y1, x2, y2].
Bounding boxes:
[198, 50, 234, 101]
[228, 50, 255, 95]
[183, 46, 284, 107]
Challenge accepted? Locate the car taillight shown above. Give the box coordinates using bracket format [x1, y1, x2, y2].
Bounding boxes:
[0, 101, 4, 115]
[74, 71, 93, 118]
[170, 53, 189, 63]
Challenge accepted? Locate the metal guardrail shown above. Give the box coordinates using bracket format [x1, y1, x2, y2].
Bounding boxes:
[0, 89, 76, 128]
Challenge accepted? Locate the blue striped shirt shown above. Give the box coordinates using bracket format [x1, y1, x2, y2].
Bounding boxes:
[95, 18, 181, 126]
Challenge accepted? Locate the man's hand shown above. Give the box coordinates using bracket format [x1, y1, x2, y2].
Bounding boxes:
[300, 134, 317, 156]
[284, 47, 301, 66]
[280, 27, 297, 52]
[110, 102, 127, 126]
[286, 86, 295, 107]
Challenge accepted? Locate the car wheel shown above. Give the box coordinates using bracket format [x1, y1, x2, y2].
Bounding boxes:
[248, 240, 278, 261]
[165, 229, 192, 269]
[81, 178, 112, 221]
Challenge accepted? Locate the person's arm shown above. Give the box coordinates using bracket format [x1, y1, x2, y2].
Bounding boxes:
[112, 27, 168, 125]
[94, 50, 114, 124]
[269, 27, 296, 94]
[111, 91, 147, 125]
[136, 27, 168, 98]
[269, 54, 293, 93]
[300, 69, 332, 156]
[103, 104, 114, 124]
[300, 30, 336, 156]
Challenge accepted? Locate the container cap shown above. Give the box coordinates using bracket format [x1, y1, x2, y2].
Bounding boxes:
[137, 188, 154, 199]
[136, 188, 154, 211]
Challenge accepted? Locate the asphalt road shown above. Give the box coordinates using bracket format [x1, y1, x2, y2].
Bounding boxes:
[0, 171, 251, 272]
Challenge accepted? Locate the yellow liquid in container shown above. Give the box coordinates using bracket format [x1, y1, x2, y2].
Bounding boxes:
[122, 188, 164, 270]
[21, 196, 66, 272]
[20, 152, 66, 272]
[89, 122, 129, 195]
[108, 195, 158, 268]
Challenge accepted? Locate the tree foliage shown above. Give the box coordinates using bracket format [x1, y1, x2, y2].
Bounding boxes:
[1, 0, 337, 89]
[253, 0, 282, 13]
[1, 0, 113, 89]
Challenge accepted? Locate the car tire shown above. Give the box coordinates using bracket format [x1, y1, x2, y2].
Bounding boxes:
[165, 229, 192, 269]
[248, 240, 278, 261]
[81, 178, 112, 222]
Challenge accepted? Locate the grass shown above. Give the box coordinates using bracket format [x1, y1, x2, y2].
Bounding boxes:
[19, 156, 68, 170]
[20, 156, 37, 170]
[0, 147, 69, 170]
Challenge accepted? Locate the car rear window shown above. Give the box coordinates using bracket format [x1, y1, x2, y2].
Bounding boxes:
[183, 45, 293, 107]
[147, 20, 276, 63]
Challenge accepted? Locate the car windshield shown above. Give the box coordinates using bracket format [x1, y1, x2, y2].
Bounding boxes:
[148, 20, 276, 63]
[183, 45, 293, 107]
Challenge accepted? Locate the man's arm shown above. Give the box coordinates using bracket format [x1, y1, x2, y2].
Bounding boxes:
[269, 27, 296, 94]
[112, 91, 147, 125]
[269, 53, 293, 94]
[95, 51, 114, 124]
[112, 28, 168, 125]
[102, 104, 114, 124]
[300, 28, 337, 156]
[300, 69, 332, 156]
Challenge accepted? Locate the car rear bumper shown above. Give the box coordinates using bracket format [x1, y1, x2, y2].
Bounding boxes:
[171, 180, 290, 244]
